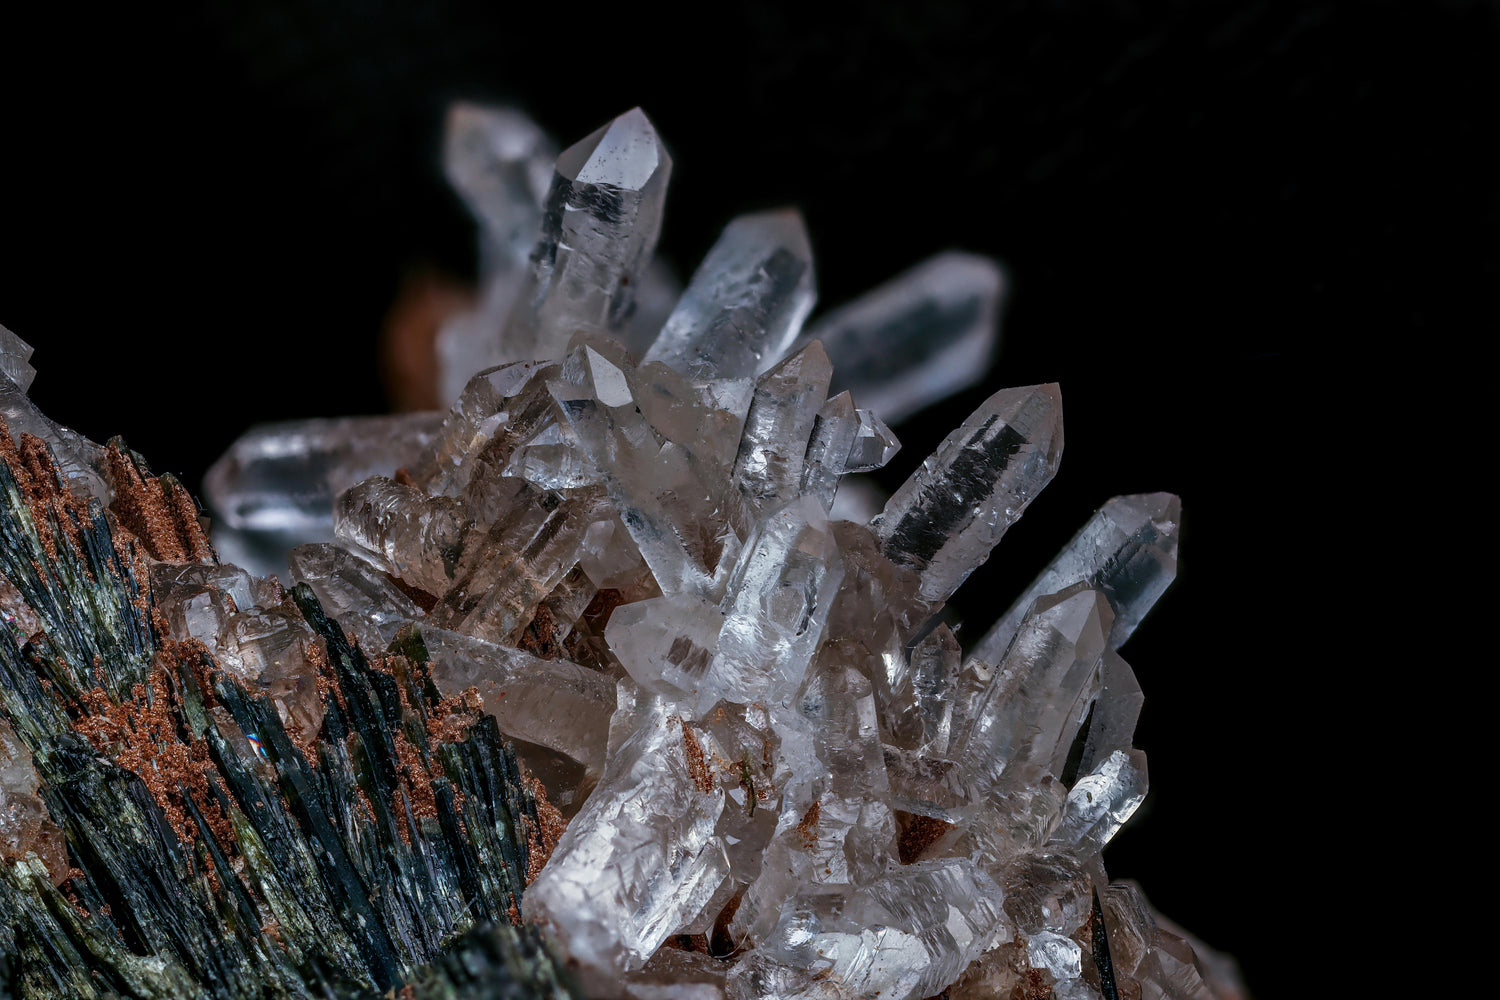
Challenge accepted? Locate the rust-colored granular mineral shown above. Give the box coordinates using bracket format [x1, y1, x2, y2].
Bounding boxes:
[523, 774, 567, 885]
[897, 812, 953, 864]
[680, 720, 715, 794]
[796, 800, 821, 848]
[103, 441, 215, 564]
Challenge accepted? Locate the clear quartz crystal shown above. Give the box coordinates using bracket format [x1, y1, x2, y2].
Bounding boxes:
[163, 103, 1240, 1000]
[504, 108, 672, 362]
[205, 413, 444, 577]
[872, 383, 1063, 604]
[0, 332, 109, 502]
[971, 492, 1181, 664]
[645, 209, 816, 380]
[525, 692, 729, 973]
[0, 324, 37, 393]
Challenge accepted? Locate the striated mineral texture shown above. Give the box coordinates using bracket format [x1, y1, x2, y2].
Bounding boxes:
[1, 106, 1242, 1000]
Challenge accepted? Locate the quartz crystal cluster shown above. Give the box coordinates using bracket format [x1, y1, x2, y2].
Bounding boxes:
[0, 106, 1243, 1000]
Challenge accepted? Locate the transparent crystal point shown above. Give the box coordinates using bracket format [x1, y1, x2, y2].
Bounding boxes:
[972, 491, 1180, 666]
[799, 391, 859, 510]
[872, 383, 1062, 604]
[505, 108, 672, 361]
[796, 252, 1005, 424]
[645, 208, 816, 379]
[0, 334, 109, 502]
[1078, 648, 1144, 779]
[733, 341, 833, 517]
[843, 408, 900, 473]
[957, 584, 1111, 799]
[526, 693, 728, 973]
[1047, 748, 1148, 862]
[551, 338, 742, 597]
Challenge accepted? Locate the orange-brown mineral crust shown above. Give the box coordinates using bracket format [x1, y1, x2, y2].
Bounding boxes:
[70, 656, 235, 859]
[796, 800, 821, 848]
[103, 441, 215, 564]
[523, 773, 567, 885]
[681, 719, 715, 794]
[0, 421, 93, 566]
[898, 813, 953, 864]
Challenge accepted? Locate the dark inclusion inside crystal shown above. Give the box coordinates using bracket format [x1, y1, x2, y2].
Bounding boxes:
[0, 425, 576, 999]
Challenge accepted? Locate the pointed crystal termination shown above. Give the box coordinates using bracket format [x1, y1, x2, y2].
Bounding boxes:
[971, 491, 1181, 665]
[436, 106, 559, 403]
[872, 383, 1063, 604]
[551, 338, 743, 598]
[505, 108, 672, 362]
[733, 341, 833, 517]
[526, 692, 728, 973]
[644, 209, 816, 380]
[442, 103, 556, 272]
[0, 330, 109, 502]
[955, 584, 1111, 801]
[796, 252, 1005, 425]
[606, 497, 841, 715]
[0, 324, 37, 393]
[1047, 747, 1148, 862]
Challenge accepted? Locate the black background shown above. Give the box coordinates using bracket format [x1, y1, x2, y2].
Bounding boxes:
[2, 2, 1494, 993]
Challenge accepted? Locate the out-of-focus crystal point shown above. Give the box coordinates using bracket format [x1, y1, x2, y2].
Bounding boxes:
[873, 382, 1063, 603]
[800, 251, 1005, 424]
[443, 102, 554, 266]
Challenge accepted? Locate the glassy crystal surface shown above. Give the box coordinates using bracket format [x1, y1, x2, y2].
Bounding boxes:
[505, 108, 672, 363]
[872, 383, 1063, 603]
[645, 209, 816, 380]
[972, 491, 1181, 664]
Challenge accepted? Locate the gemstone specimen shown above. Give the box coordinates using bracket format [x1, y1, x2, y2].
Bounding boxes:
[0, 105, 1241, 1000]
